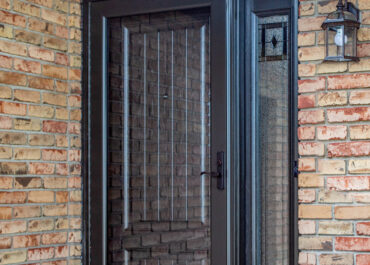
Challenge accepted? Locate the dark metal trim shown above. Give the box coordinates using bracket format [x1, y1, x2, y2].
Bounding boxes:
[88, 5, 107, 265]
[90, 0, 211, 17]
[290, 1, 299, 264]
[324, 55, 360, 62]
[229, 0, 245, 264]
[240, 0, 252, 264]
[210, 0, 229, 263]
[81, 1, 89, 264]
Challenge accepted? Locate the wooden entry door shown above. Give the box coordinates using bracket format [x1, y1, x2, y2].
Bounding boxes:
[87, 1, 229, 265]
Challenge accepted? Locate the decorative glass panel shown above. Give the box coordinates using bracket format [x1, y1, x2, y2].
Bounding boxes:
[258, 16, 288, 62]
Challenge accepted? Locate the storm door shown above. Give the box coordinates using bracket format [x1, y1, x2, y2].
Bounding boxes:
[87, 1, 229, 265]
[108, 9, 213, 265]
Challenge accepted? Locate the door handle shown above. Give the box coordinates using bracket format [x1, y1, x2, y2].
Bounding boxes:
[200, 151, 225, 190]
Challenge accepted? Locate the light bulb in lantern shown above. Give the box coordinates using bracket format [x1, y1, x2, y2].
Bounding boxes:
[334, 28, 348, 47]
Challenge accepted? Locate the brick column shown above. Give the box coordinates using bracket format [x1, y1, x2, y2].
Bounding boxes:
[298, 0, 370, 264]
[0, 0, 82, 264]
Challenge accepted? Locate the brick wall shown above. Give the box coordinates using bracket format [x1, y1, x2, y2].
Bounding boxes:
[298, 0, 370, 264]
[0, 0, 82, 264]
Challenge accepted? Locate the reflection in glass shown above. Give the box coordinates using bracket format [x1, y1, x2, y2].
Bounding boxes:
[108, 9, 211, 265]
[255, 15, 290, 265]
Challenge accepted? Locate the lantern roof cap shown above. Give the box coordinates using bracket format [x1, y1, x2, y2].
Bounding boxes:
[322, 4, 360, 28]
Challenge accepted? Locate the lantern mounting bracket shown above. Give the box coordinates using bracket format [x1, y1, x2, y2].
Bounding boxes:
[346, 2, 359, 21]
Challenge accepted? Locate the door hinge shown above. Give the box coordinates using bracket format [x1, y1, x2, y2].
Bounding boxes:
[293, 161, 299, 178]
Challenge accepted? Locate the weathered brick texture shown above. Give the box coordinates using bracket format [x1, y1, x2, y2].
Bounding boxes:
[0, 0, 82, 264]
[298, 0, 370, 264]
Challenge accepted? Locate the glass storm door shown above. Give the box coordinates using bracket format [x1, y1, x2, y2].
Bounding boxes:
[104, 7, 227, 265]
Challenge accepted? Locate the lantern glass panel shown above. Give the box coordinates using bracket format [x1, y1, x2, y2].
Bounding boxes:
[344, 26, 356, 57]
[327, 25, 344, 58]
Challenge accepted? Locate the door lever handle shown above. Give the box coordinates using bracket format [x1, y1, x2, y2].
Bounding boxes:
[200, 171, 219, 177]
[199, 151, 225, 190]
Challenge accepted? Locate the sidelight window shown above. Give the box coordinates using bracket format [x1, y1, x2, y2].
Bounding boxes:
[253, 14, 292, 265]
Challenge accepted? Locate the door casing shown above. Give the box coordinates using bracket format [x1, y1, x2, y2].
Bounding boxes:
[82, 0, 237, 265]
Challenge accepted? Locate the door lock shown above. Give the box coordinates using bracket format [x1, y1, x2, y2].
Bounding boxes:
[200, 151, 225, 190]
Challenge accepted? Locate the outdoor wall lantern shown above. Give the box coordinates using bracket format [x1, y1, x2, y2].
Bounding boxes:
[321, 0, 360, 62]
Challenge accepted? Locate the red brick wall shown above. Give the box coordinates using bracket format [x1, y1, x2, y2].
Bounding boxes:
[0, 0, 82, 264]
[2, 0, 370, 263]
[298, 0, 370, 264]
